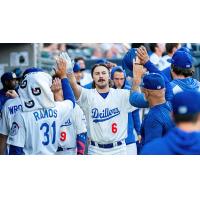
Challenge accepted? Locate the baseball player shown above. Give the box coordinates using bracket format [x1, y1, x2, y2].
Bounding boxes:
[52, 78, 87, 155]
[67, 63, 137, 155]
[0, 72, 18, 109]
[138, 73, 174, 146]
[56, 104, 87, 155]
[0, 72, 19, 154]
[141, 91, 200, 155]
[136, 46, 200, 96]
[0, 68, 60, 154]
[7, 58, 75, 155]
[110, 66, 141, 155]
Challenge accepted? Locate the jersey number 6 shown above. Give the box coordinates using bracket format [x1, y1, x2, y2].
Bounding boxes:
[112, 123, 117, 134]
[40, 121, 56, 145]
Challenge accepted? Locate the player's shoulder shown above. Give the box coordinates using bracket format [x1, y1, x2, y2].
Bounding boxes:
[3, 97, 21, 108]
[74, 103, 83, 112]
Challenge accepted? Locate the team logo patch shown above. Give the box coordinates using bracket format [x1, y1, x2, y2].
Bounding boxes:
[178, 106, 188, 114]
[31, 87, 41, 96]
[10, 122, 19, 136]
[20, 80, 27, 89]
[25, 100, 35, 108]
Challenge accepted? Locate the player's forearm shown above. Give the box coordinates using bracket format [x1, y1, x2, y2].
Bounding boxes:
[0, 134, 8, 155]
[129, 91, 149, 108]
[67, 73, 82, 100]
[61, 78, 75, 108]
[53, 90, 63, 101]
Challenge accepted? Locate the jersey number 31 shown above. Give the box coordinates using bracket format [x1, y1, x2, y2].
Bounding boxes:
[40, 121, 56, 145]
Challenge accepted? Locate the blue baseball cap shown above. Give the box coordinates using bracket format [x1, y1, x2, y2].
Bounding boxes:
[141, 73, 165, 90]
[172, 91, 200, 115]
[1, 72, 17, 85]
[168, 50, 193, 69]
[13, 68, 23, 79]
[111, 66, 126, 80]
[73, 63, 81, 72]
[95, 58, 108, 64]
[122, 48, 137, 72]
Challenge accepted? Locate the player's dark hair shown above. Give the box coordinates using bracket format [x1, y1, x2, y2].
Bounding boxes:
[91, 63, 110, 78]
[149, 43, 158, 53]
[174, 113, 199, 124]
[74, 56, 85, 63]
[171, 65, 194, 77]
[165, 43, 179, 54]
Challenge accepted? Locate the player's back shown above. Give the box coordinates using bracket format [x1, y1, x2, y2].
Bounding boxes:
[8, 100, 73, 155]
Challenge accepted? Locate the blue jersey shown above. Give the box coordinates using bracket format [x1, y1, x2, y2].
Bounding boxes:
[141, 128, 200, 155]
[140, 102, 174, 145]
[123, 84, 141, 144]
[162, 67, 172, 82]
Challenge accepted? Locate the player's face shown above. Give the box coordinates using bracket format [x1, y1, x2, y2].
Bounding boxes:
[113, 72, 125, 89]
[78, 60, 86, 69]
[6, 79, 18, 90]
[93, 66, 110, 89]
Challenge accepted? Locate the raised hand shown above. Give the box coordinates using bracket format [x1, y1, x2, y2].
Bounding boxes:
[136, 46, 149, 65]
[133, 58, 147, 86]
[6, 90, 18, 98]
[51, 78, 62, 93]
[55, 57, 67, 79]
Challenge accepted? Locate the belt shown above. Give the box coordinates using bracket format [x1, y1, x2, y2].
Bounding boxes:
[57, 147, 74, 152]
[90, 140, 123, 149]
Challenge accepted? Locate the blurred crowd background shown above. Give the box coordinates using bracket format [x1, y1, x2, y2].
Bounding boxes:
[1, 43, 200, 89]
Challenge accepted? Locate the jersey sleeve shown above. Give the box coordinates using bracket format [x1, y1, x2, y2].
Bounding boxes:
[73, 105, 87, 135]
[121, 89, 137, 113]
[76, 87, 90, 110]
[7, 112, 26, 148]
[0, 104, 9, 136]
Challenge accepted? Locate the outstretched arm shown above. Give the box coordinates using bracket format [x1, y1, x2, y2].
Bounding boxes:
[137, 46, 173, 101]
[129, 57, 149, 108]
[67, 73, 82, 100]
[55, 58, 76, 107]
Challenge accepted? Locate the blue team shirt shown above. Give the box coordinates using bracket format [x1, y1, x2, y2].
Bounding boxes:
[141, 128, 200, 155]
[140, 102, 174, 146]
